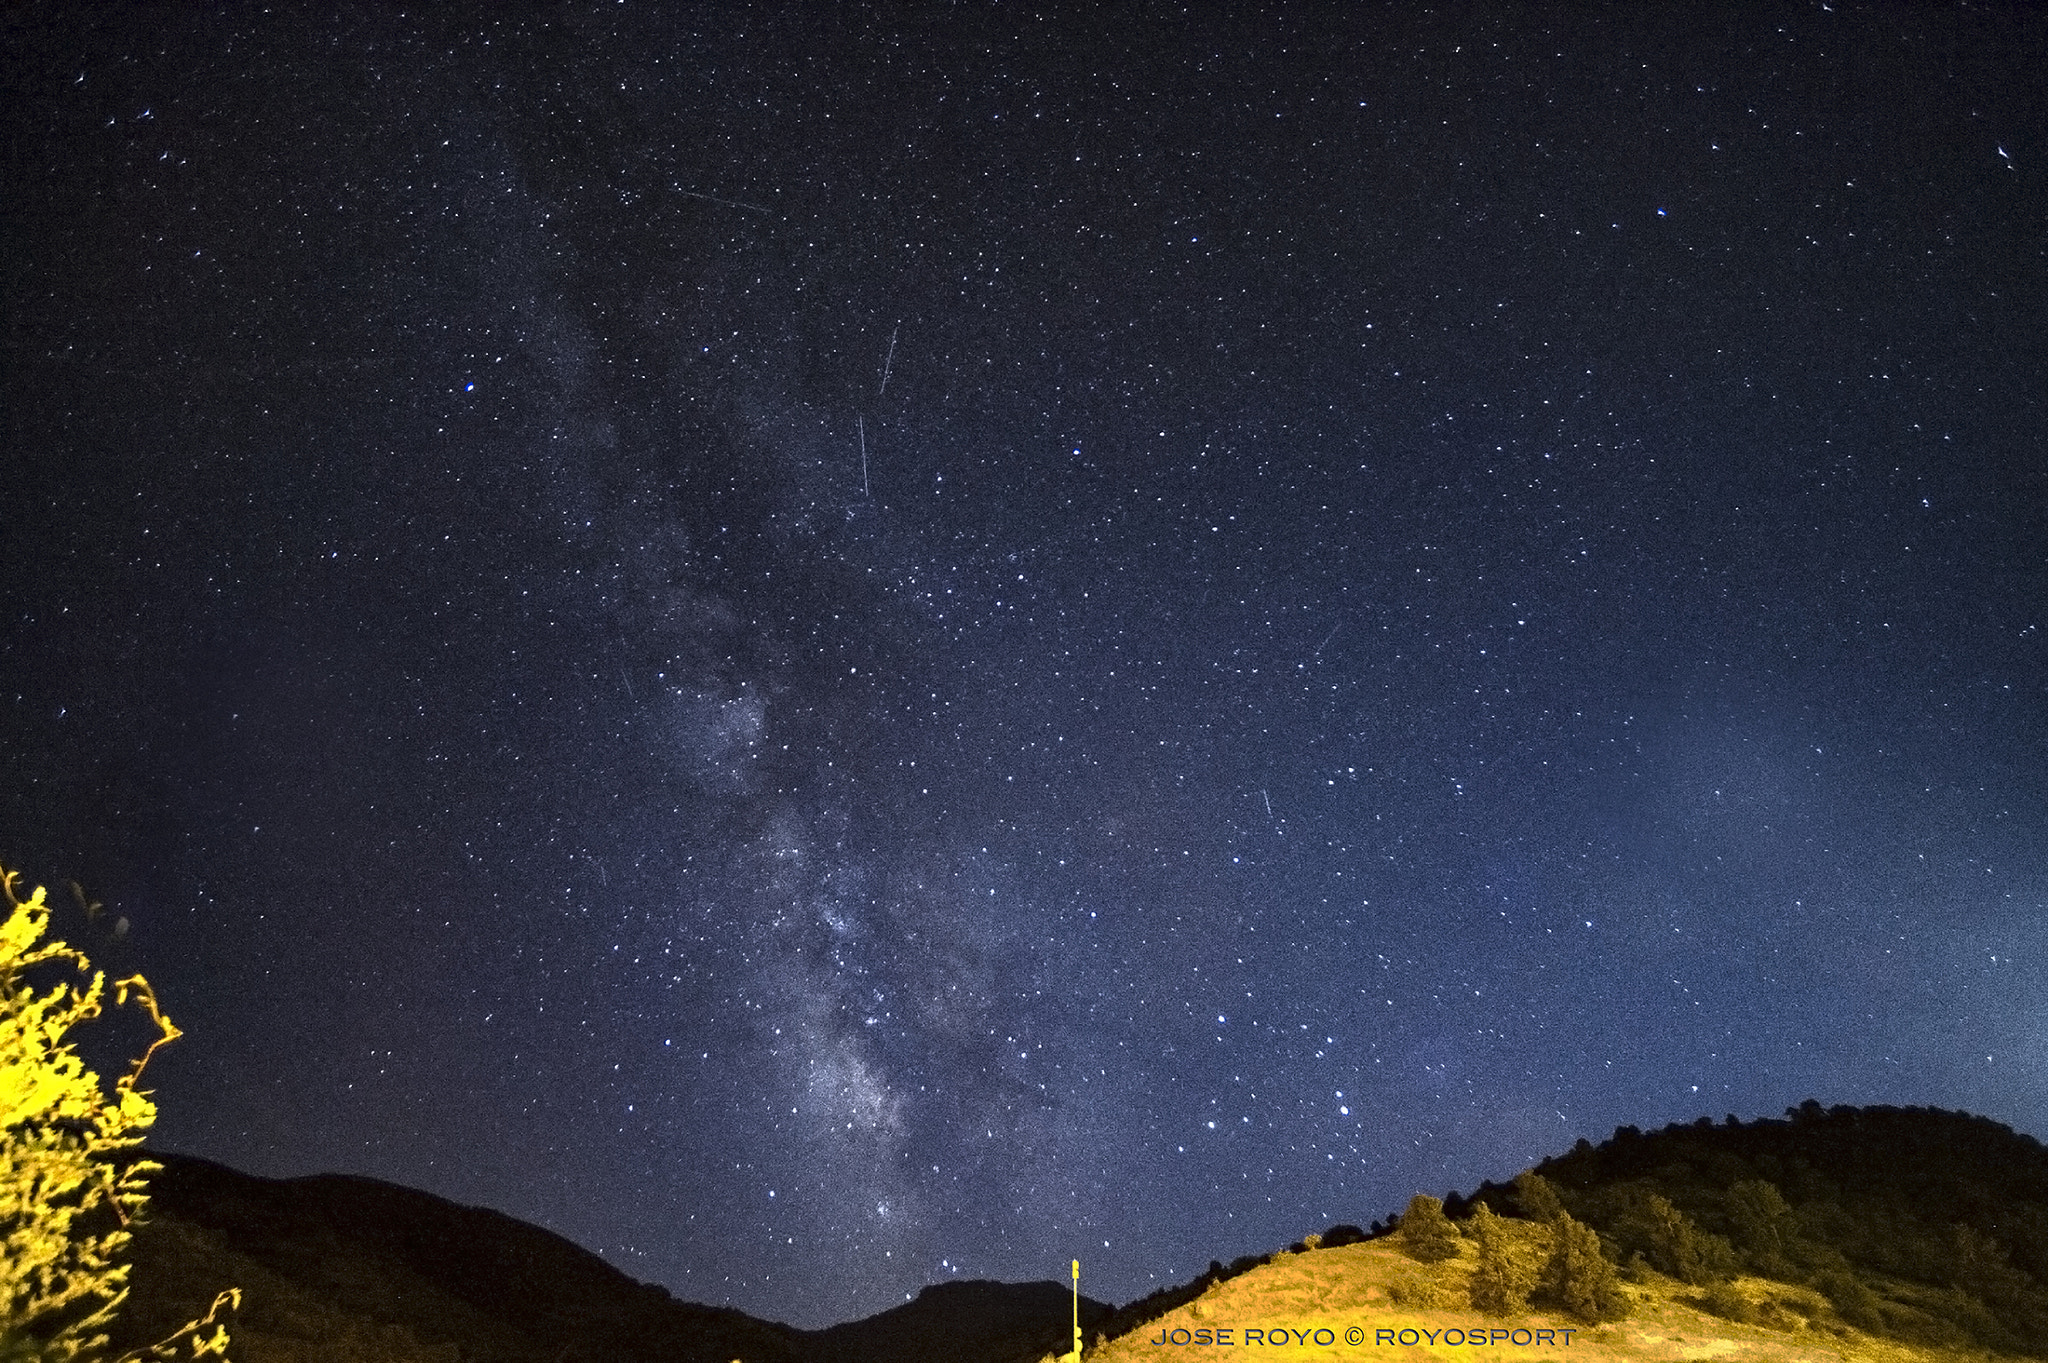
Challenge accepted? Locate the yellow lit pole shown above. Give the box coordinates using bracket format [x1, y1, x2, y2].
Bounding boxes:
[1069, 1258, 1082, 1361]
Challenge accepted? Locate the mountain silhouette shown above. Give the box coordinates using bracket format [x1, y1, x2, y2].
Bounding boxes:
[111, 1104, 2048, 1360]
[806, 1278, 1113, 1363]
[112, 1151, 1109, 1363]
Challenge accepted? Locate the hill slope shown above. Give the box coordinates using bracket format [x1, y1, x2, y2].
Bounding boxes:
[1088, 1231, 1962, 1363]
[113, 1152, 805, 1363]
[1482, 1103, 2048, 1353]
[809, 1278, 1113, 1363]
[113, 1152, 1109, 1363]
[110, 1104, 2048, 1361]
[1083, 1103, 2048, 1360]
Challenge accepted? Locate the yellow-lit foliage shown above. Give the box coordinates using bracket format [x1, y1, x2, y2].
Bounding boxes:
[0, 866, 230, 1363]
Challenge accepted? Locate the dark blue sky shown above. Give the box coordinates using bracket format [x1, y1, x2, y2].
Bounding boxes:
[4, 1, 2044, 1330]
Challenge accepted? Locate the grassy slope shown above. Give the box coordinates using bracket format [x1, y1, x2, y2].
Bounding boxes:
[1085, 1225, 2001, 1363]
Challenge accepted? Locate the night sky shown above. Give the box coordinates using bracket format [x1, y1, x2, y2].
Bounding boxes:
[4, 2, 2045, 1332]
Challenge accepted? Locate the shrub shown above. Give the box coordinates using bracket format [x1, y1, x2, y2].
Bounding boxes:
[1319, 1224, 1367, 1249]
[1540, 1214, 1630, 1322]
[1387, 1275, 1460, 1309]
[1398, 1194, 1461, 1264]
[1815, 1269, 1885, 1331]
[1632, 1193, 1739, 1285]
[0, 867, 234, 1362]
[1467, 1205, 1534, 1316]
[1696, 1279, 1756, 1324]
[1726, 1179, 1797, 1276]
[1513, 1170, 1568, 1224]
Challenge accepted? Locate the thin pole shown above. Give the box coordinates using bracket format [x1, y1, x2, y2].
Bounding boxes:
[1071, 1259, 1081, 1361]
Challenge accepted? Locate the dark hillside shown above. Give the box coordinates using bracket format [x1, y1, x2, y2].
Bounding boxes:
[804, 1278, 1114, 1363]
[115, 1151, 808, 1363]
[114, 1151, 1116, 1363]
[1533, 1102, 2048, 1222]
[1443, 1104, 2048, 1354]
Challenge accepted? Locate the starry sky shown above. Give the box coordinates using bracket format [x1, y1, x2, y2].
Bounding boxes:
[4, 1, 2045, 1332]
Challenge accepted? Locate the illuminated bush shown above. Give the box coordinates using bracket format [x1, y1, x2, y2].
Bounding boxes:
[1539, 1213, 1630, 1322]
[0, 867, 234, 1362]
[1512, 1170, 1567, 1224]
[1397, 1194, 1461, 1264]
[1467, 1204, 1534, 1316]
[1634, 1193, 1739, 1286]
[1696, 1278, 1756, 1324]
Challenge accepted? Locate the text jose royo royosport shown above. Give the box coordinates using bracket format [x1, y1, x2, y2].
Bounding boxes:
[1149, 1324, 1579, 1347]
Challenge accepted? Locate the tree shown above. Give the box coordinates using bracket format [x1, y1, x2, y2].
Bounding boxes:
[1814, 1269, 1883, 1331]
[1634, 1193, 1738, 1285]
[1466, 1204, 1534, 1316]
[1398, 1194, 1461, 1264]
[1725, 1179, 1795, 1275]
[1540, 1214, 1629, 1322]
[0, 867, 233, 1362]
[1513, 1170, 1568, 1225]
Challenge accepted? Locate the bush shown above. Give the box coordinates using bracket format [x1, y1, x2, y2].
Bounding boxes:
[1387, 1275, 1460, 1309]
[1513, 1170, 1568, 1224]
[1725, 1178, 1801, 1277]
[0, 867, 234, 1362]
[1633, 1193, 1739, 1285]
[1815, 1269, 1885, 1331]
[1319, 1224, 1367, 1249]
[1467, 1205, 1534, 1316]
[1540, 1214, 1630, 1322]
[1398, 1195, 1461, 1264]
[1696, 1279, 1756, 1324]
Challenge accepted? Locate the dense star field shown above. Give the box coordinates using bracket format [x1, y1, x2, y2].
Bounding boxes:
[4, 3, 2044, 1331]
